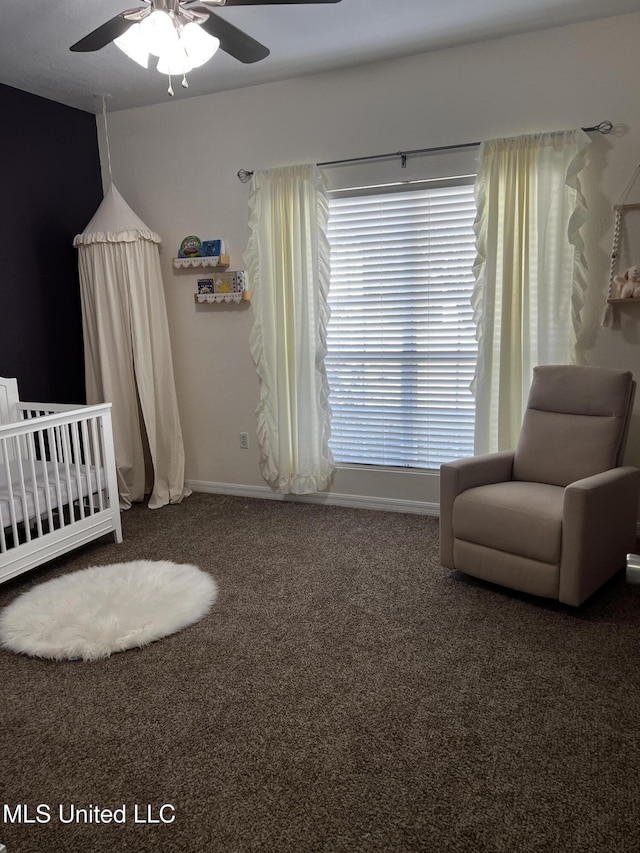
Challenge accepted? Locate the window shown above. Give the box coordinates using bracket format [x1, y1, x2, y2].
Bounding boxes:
[326, 180, 477, 469]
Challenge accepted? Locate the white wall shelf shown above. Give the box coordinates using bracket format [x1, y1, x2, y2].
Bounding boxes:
[173, 255, 229, 270]
[194, 291, 252, 305]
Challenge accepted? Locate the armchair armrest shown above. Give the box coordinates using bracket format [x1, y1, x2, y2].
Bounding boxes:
[439, 451, 515, 568]
[560, 466, 640, 606]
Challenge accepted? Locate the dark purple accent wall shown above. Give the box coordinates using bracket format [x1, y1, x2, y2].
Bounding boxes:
[0, 83, 103, 404]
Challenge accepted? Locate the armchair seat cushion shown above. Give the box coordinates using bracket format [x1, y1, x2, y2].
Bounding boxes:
[453, 481, 565, 564]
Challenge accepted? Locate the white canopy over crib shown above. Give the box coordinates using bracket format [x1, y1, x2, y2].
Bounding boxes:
[74, 185, 190, 510]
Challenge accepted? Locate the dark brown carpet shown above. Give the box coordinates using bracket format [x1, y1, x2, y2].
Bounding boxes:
[1, 492, 639, 853]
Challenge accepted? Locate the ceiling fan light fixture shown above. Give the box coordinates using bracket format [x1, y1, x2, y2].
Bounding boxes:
[156, 46, 193, 76]
[179, 23, 220, 69]
[113, 23, 150, 68]
[139, 10, 181, 58]
[114, 12, 219, 79]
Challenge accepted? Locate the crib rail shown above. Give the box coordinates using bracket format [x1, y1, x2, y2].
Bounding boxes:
[0, 403, 121, 558]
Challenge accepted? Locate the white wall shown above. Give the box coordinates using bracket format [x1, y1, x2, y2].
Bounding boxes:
[99, 12, 640, 512]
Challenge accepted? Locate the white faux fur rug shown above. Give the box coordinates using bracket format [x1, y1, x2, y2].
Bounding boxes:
[0, 560, 218, 662]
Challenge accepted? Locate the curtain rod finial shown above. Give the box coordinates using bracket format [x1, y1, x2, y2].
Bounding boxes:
[238, 169, 254, 183]
[581, 120, 613, 134]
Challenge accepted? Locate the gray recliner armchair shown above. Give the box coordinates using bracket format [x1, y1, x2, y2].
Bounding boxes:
[440, 365, 640, 606]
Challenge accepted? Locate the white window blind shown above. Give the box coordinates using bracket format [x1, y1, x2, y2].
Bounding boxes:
[326, 181, 477, 469]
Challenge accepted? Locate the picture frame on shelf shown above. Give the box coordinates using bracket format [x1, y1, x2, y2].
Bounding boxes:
[197, 278, 214, 294]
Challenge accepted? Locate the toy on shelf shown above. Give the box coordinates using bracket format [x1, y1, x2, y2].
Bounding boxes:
[614, 266, 640, 299]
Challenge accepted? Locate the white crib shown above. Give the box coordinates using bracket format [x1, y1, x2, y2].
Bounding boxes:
[0, 377, 122, 585]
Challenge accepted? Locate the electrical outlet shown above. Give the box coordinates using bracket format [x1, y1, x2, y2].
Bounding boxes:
[239, 432, 250, 449]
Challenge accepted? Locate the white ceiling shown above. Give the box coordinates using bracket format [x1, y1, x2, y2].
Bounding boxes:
[0, 0, 637, 113]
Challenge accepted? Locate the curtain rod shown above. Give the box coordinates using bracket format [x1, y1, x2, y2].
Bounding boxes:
[237, 120, 613, 183]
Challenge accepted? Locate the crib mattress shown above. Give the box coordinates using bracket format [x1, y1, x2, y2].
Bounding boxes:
[0, 459, 102, 528]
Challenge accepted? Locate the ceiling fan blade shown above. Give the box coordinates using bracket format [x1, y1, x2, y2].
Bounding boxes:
[70, 13, 138, 52]
[197, 10, 270, 63]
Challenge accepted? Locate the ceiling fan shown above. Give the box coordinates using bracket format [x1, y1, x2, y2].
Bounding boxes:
[70, 0, 342, 68]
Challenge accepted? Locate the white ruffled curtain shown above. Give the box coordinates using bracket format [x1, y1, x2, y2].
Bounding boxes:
[472, 129, 592, 454]
[244, 164, 335, 494]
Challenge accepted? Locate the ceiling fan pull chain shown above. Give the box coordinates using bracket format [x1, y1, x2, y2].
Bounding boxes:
[167, 74, 174, 97]
[182, 73, 189, 89]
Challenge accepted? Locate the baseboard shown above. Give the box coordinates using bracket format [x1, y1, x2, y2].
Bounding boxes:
[185, 479, 439, 516]
[185, 480, 640, 526]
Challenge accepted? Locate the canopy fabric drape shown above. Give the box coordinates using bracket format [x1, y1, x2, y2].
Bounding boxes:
[471, 129, 592, 454]
[74, 185, 190, 510]
[244, 164, 335, 494]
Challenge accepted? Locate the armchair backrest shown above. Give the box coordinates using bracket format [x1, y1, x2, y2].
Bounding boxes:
[513, 365, 635, 487]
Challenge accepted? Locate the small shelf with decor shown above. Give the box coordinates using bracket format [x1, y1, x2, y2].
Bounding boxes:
[193, 270, 250, 306]
[605, 166, 640, 309]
